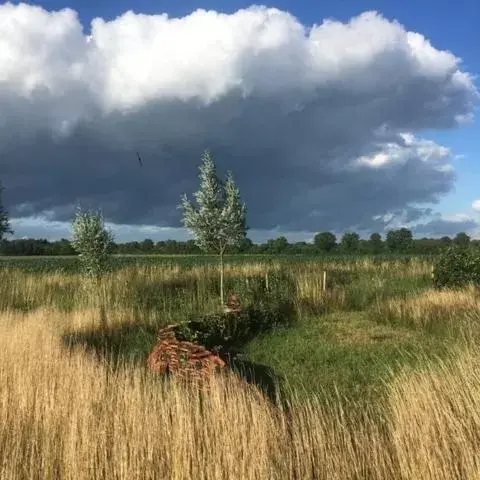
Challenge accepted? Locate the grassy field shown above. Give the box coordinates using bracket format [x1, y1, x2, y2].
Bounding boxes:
[0, 255, 479, 478]
[0, 252, 433, 273]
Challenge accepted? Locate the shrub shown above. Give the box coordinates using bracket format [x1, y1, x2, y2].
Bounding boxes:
[433, 246, 480, 289]
[177, 300, 296, 356]
[71, 207, 114, 279]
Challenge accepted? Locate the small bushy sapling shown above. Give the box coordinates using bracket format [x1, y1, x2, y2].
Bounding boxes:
[71, 207, 113, 281]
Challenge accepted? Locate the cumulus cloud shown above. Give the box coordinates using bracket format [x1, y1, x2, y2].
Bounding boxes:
[0, 3, 478, 239]
[472, 200, 480, 212]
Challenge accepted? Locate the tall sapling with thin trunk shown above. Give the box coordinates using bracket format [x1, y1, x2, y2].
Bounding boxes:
[180, 150, 247, 305]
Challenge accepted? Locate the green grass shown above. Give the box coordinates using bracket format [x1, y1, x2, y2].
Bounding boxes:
[340, 272, 432, 311]
[0, 252, 434, 274]
[245, 311, 452, 406]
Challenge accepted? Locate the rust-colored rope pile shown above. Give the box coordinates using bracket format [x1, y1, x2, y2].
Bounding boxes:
[147, 292, 246, 384]
[147, 324, 226, 382]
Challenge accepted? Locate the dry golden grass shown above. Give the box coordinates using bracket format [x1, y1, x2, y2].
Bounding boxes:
[0, 307, 478, 479]
[0, 309, 387, 479]
[374, 285, 480, 333]
[387, 345, 480, 479]
[294, 273, 347, 311]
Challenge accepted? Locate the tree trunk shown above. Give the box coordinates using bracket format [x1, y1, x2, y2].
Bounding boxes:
[220, 250, 224, 305]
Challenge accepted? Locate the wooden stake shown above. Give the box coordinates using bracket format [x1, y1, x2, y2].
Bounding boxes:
[323, 270, 327, 292]
[265, 272, 269, 291]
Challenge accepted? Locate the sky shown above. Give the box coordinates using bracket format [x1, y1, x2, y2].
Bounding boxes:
[0, 0, 479, 243]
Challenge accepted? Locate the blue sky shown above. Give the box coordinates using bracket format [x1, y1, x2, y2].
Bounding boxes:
[1, 0, 479, 242]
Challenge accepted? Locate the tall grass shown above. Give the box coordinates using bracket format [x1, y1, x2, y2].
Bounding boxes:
[0, 309, 478, 479]
[0, 256, 478, 478]
[372, 284, 480, 340]
[0, 258, 430, 317]
[387, 346, 480, 479]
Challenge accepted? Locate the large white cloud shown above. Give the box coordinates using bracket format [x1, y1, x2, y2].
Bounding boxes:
[0, 3, 478, 239]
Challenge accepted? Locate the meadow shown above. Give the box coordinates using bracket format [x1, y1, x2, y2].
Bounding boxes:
[0, 254, 479, 479]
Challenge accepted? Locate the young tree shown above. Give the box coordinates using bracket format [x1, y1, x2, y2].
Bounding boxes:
[0, 182, 13, 243]
[180, 150, 247, 305]
[71, 207, 113, 280]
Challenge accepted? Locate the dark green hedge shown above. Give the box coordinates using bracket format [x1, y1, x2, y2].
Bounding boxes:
[176, 301, 296, 356]
[433, 246, 480, 289]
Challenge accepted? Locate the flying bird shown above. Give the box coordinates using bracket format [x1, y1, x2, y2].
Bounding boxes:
[136, 151, 143, 167]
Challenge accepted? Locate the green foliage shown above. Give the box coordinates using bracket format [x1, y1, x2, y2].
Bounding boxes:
[71, 207, 114, 279]
[440, 236, 452, 247]
[340, 232, 360, 252]
[179, 150, 247, 254]
[176, 301, 296, 355]
[141, 238, 154, 252]
[0, 182, 13, 242]
[1, 238, 74, 256]
[369, 233, 383, 254]
[386, 228, 413, 253]
[433, 245, 480, 288]
[162, 271, 298, 355]
[265, 236, 289, 254]
[2, 231, 477, 257]
[314, 232, 336, 252]
[453, 232, 470, 248]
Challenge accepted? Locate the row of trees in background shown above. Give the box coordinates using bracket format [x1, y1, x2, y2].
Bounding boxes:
[0, 157, 476, 259]
[0, 229, 475, 256]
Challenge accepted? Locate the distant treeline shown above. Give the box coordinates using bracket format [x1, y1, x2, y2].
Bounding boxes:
[0, 228, 475, 256]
